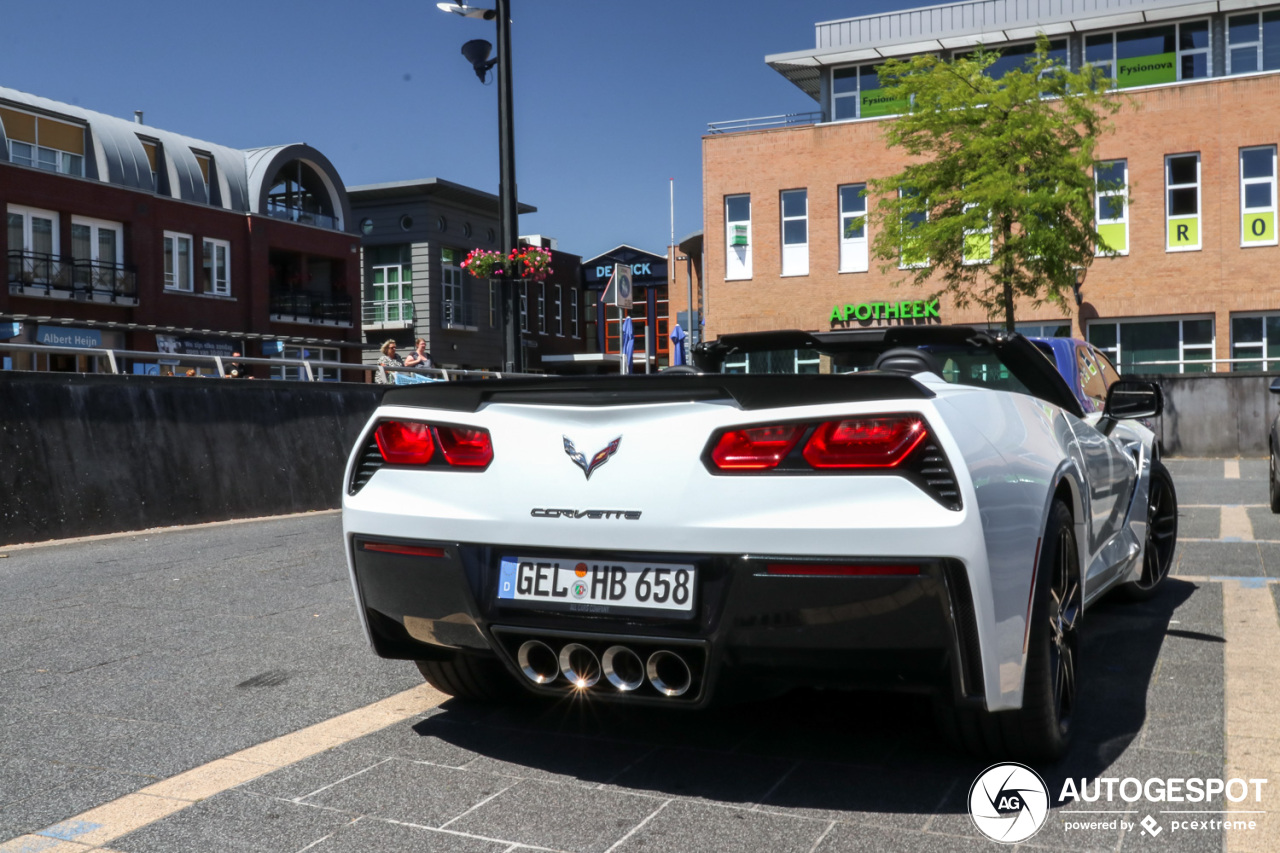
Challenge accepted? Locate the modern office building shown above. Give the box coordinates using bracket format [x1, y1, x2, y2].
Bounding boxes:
[703, 0, 1280, 373]
[348, 179, 592, 371]
[0, 86, 362, 378]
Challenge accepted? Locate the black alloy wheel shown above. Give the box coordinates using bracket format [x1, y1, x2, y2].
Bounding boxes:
[1122, 460, 1178, 600]
[1047, 521, 1081, 740]
[1270, 443, 1280, 513]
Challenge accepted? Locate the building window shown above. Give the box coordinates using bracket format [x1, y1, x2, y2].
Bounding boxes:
[570, 288, 580, 337]
[1231, 314, 1280, 371]
[163, 232, 193, 291]
[899, 188, 929, 269]
[966, 39, 1067, 79]
[489, 281, 498, 328]
[69, 217, 123, 293]
[1087, 317, 1214, 373]
[781, 188, 808, 276]
[962, 203, 992, 265]
[725, 194, 751, 280]
[1085, 22, 1211, 87]
[1166, 153, 1201, 251]
[441, 248, 471, 328]
[554, 284, 563, 335]
[1227, 10, 1280, 74]
[537, 283, 546, 334]
[202, 238, 230, 295]
[272, 346, 339, 382]
[1241, 146, 1277, 247]
[722, 349, 821, 374]
[520, 282, 529, 332]
[838, 183, 868, 273]
[8, 206, 59, 284]
[367, 245, 413, 324]
[1095, 159, 1129, 255]
[0, 108, 85, 177]
[831, 64, 908, 120]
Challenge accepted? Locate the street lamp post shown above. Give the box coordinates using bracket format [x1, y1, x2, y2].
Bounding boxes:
[439, 0, 522, 373]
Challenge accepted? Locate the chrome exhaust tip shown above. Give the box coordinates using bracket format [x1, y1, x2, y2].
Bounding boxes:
[646, 650, 692, 697]
[601, 645, 645, 692]
[559, 643, 601, 689]
[517, 640, 559, 684]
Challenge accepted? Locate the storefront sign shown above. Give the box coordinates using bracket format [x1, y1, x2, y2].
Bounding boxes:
[36, 326, 102, 348]
[1117, 53, 1176, 88]
[1244, 212, 1275, 244]
[859, 87, 909, 118]
[830, 299, 941, 326]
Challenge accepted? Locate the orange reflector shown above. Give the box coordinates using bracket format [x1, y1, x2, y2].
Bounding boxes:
[361, 541, 447, 558]
[766, 563, 920, 577]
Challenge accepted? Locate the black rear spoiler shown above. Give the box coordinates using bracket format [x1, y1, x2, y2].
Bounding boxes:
[380, 372, 935, 414]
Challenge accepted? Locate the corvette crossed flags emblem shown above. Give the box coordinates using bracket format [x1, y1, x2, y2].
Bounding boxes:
[563, 435, 622, 480]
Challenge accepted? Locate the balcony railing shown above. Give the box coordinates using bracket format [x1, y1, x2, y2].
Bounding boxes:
[706, 111, 822, 134]
[269, 290, 353, 326]
[8, 250, 139, 303]
[362, 300, 414, 327]
[264, 201, 339, 230]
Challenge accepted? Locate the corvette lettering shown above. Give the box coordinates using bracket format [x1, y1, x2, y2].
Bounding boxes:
[530, 508, 642, 520]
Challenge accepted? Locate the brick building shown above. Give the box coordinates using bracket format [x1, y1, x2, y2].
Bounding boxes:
[1, 86, 361, 377]
[703, 0, 1280, 373]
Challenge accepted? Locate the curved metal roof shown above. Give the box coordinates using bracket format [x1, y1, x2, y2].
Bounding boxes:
[0, 86, 344, 225]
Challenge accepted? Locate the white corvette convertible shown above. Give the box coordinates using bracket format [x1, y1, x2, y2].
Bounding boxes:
[342, 326, 1176, 761]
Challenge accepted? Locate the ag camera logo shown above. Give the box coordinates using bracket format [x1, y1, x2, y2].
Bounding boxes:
[969, 763, 1050, 844]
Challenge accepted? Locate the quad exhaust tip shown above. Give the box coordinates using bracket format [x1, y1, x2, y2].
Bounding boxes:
[646, 649, 692, 697]
[559, 643, 601, 689]
[601, 645, 645, 692]
[516, 639, 559, 684]
[514, 639, 694, 697]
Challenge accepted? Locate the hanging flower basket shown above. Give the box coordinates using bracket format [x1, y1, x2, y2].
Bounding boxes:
[462, 248, 505, 280]
[509, 246, 553, 282]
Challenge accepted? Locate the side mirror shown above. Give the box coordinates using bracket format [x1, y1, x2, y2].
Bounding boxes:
[1103, 379, 1163, 420]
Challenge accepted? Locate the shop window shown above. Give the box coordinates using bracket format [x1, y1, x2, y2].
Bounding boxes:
[1095, 160, 1129, 255]
[1227, 10, 1280, 74]
[1240, 146, 1277, 247]
[1015, 323, 1072, 338]
[1085, 22, 1210, 87]
[272, 346, 339, 382]
[202, 238, 230, 296]
[781, 189, 809, 276]
[1230, 314, 1280, 371]
[723, 349, 821, 374]
[1087, 317, 1213, 373]
[163, 232, 193, 292]
[1166, 153, 1201, 251]
[725, 194, 751, 280]
[838, 183, 868, 273]
[831, 63, 908, 121]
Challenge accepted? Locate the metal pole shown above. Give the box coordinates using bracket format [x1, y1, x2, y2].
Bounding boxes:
[496, 0, 521, 373]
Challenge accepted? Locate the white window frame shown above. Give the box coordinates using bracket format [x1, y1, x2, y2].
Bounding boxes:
[570, 288, 580, 337]
[838, 183, 868, 273]
[537, 283, 546, 334]
[1240, 145, 1278, 247]
[369, 253, 412, 325]
[1230, 312, 1280, 371]
[7, 140, 83, 177]
[725, 194, 751, 280]
[1085, 21, 1212, 86]
[1226, 10, 1280, 75]
[70, 216, 124, 265]
[202, 237, 231, 296]
[1165, 153, 1201, 252]
[8, 205, 60, 256]
[553, 284, 563, 336]
[780, 188, 809, 277]
[1095, 159, 1129, 256]
[163, 231, 194, 292]
[1087, 316, 1215, 373]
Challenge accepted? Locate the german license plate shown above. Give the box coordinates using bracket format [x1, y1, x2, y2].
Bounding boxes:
[497, 557, 696, 615]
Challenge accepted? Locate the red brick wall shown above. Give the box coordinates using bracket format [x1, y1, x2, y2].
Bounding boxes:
[702, 73, 1280, 364]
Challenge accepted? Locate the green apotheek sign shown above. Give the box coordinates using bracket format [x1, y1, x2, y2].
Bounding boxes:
[831, 299, 942, 325]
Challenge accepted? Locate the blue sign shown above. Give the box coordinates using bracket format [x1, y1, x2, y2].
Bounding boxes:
[582, 247, 667, 286]
[36, 326, 102, 348]
[6, 322, 21, 339]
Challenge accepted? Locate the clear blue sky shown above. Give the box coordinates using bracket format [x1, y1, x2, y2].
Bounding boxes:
[2, 0, 920, 260]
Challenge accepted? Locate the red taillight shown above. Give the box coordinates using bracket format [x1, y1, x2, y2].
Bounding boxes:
[375, 421, 435, 464]
[361, 541, 447, 558]
[710, 424, 804, 470]
[437, 426, 494, 467]
[766, 563, 920, 576]
[802, 416, 927, 469]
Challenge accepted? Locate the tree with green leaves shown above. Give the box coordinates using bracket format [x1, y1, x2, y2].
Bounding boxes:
[861, 36, 1126, 331]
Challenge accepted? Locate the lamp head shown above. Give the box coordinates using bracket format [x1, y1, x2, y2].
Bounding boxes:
[437, 2, 497, 19]
[461, 39, 498, 82]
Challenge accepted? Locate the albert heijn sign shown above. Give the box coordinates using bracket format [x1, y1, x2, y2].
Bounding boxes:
[582, 245, 667, 287]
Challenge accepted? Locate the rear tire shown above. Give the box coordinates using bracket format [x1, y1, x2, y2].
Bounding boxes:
[415, 654, 520, 702]
[937, 500, 1079, 762]
[1119, 459, 1178, 601]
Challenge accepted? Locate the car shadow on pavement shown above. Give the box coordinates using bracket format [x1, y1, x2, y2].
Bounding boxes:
[410, 578, 1198, 816]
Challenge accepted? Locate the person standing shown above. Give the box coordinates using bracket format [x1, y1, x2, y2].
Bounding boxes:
[404, 338, 432, 371]
[376, 340, 403, 384]
[227, 352, 249, 379]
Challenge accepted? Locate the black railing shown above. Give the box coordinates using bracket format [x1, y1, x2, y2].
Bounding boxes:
[269, 290, 353, 325]
[8, 250, 138, 302]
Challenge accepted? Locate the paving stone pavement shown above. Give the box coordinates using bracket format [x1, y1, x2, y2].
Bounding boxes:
[2, 459, 1276, 852]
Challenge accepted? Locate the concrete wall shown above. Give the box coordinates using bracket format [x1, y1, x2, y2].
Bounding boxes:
[1147, 372, 1279, 458]
[0, 373, 382, 546]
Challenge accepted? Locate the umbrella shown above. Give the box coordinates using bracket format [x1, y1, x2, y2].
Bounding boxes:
[621, 316, 634, 375]
[669, 324, 687, 366]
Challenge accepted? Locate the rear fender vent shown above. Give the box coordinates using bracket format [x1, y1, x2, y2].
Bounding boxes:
[349, 434, 384, 495]
[902, 436, 963, 511]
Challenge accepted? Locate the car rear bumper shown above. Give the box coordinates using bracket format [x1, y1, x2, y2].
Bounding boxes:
[348, 534, 987, 709]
